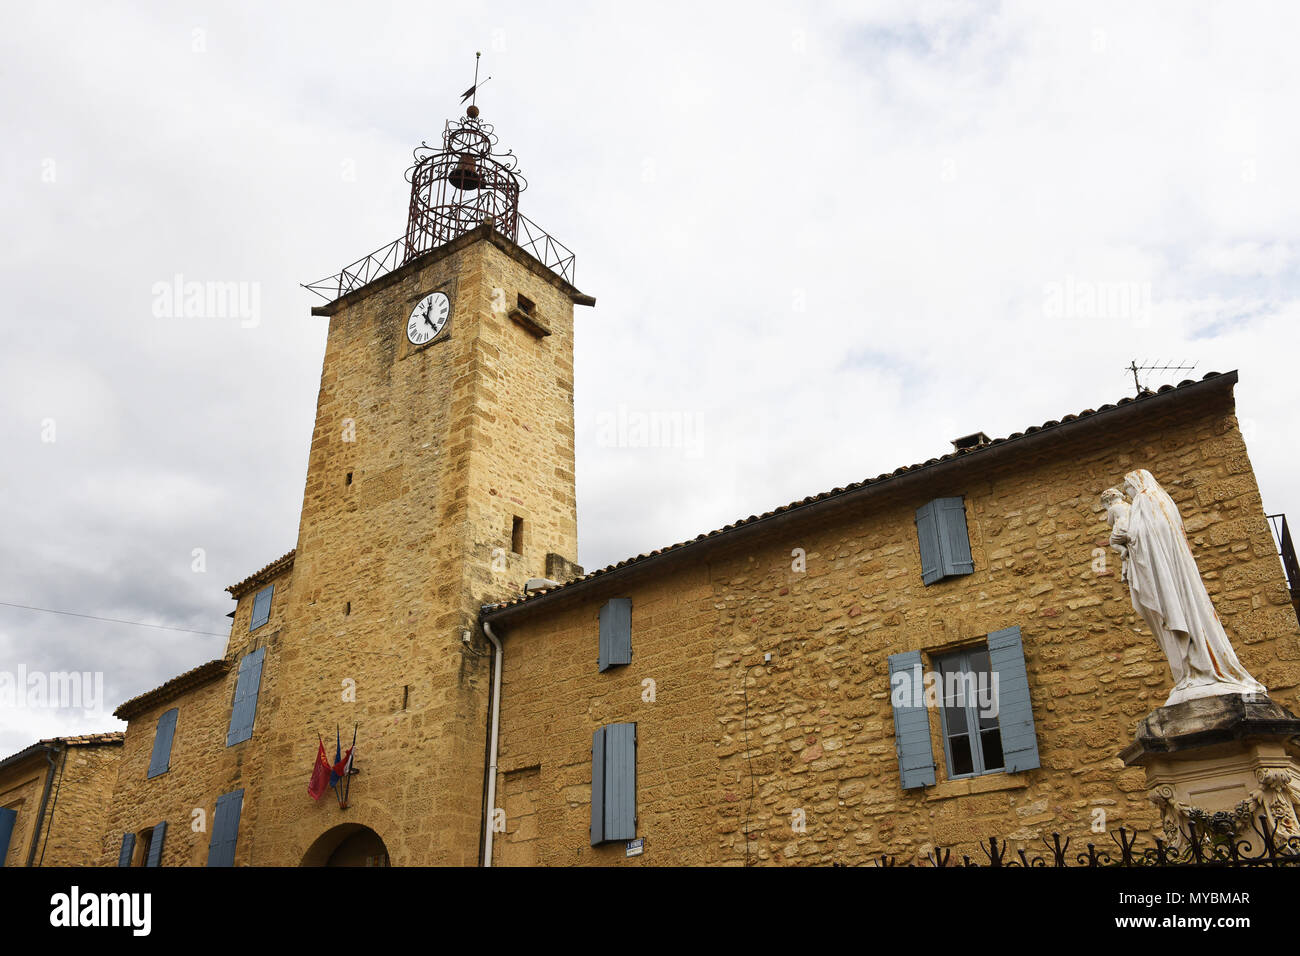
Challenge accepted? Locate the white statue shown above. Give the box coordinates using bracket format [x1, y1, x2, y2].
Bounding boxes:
[1104, 469, 1267, 707]
[1101, 487, 1131, 582]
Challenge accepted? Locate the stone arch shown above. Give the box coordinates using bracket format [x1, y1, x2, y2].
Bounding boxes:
[301, 823, 390, 867]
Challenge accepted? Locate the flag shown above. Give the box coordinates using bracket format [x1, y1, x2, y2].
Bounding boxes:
[328, 725, 343, 788]
[307, 741, 331, 801]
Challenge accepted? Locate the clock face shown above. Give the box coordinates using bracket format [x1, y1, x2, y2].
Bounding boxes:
[407, 292, 451, 346]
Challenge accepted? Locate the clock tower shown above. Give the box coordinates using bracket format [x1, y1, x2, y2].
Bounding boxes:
[246, 96, 593, 865]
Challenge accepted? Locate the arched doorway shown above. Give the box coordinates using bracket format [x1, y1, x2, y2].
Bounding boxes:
[301, 824, 390, 867]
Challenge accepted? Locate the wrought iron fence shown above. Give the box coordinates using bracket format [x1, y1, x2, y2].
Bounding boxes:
[868, 816, 1300, 867]
[302, 213, 576, 304]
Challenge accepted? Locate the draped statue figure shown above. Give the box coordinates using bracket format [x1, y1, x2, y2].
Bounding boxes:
[1103, 470, 1266, 707]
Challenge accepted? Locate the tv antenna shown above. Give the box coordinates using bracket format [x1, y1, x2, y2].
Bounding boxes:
[1126, 360, 1197, 397]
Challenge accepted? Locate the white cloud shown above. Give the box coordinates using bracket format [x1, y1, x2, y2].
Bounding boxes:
[2, 1, 1299, 753]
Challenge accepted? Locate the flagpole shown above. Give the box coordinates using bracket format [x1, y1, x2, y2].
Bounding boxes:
[342, 723, 358, 808]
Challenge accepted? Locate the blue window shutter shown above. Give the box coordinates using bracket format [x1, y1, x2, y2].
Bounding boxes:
[590, 726, 606, 845]
[935, 497, 975, 577]
[888, 651, 936, 789]
[226, 648, 266, 746]
[250, 584, 274, 631]
[207, 789, 244, 867]
[117, 831, 135, 867]
[987, 626, 1041, 773]
[603, 722, 636, 842]
[148, 708, 178, 778]
[146, 821, 167, 867]
[915, 501, 943, 585]
[598, 598, 632, 672]
[0, 807, 16, 866]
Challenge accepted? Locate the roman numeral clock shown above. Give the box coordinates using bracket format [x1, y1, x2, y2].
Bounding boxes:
[406, 290, 451, 346]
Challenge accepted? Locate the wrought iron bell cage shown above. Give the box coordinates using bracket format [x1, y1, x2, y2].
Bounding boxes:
[403, 109, 526, 263]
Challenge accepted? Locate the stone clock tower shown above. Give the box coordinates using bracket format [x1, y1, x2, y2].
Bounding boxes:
[244, 101, 593, 865]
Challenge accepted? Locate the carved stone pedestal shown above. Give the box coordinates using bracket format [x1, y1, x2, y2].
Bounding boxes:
[1119, 693, 1300, 850]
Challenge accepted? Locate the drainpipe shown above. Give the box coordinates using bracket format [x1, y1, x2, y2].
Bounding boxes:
[26, 743, 61, 867]
[481, 620, 503, 868]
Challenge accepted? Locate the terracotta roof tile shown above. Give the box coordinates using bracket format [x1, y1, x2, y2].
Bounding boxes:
[113, 658, 232, 720]
[226, 549, 295, 597]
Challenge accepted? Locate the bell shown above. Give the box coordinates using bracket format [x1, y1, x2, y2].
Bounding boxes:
[448, 153, 483, 192]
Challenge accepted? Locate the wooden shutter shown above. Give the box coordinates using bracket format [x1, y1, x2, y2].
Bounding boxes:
[206, 789, 244, 867]
[915, 501, 943, 585]
[590, 726, 606, 845]
[935, 497, 975, 577]
[147, 708, 178, 778]
[0, 807, 16, 866]
[888, 651, 936, 789]
[598, 598, 632, 672]
[250, 584, 274, 631]
[146, 821, 167, 867]
[226, 648, 266, 746]
[987, 626, 1041, 773]
[117, 831, 135, 867]
[603, 722, 637, 842]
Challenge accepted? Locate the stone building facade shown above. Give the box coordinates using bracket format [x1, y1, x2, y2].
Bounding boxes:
[481, 371, 1300, 865]
[7, 106, 1297, 867]
[0, 733, 123, 867]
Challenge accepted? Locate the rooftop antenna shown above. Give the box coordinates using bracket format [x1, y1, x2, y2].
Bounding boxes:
[1127, 359, 1197, 397]
[459, 51, 492, 116]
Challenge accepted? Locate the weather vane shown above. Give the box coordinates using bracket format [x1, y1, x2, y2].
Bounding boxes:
[460, 51, 492, 115]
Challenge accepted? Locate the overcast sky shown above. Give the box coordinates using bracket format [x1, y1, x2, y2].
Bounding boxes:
[3, 1, 1299, 755]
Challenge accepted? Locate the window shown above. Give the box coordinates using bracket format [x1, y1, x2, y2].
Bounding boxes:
[516, 293, 535, 316]
[886, 626, 1040, 790]
[0, 807, 17, 866]
[250, 584, 274, 631]
[207, 790, 244, 867]
[915, 497, 974, 585]
[226, 647, 266, 746]
[590, 722, 636, 845]
[147, 708, 178, 778]
[597, 598, 632, 672]
[933, 646, 1003, 778]
[511, 516, 524, 555]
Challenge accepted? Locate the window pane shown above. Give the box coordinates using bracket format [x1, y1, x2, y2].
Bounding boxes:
[949, 734, 974, 776]
[980, 729, 1004, 771]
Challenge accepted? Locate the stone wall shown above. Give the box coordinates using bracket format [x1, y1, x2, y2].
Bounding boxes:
[104, 566, 290, 865]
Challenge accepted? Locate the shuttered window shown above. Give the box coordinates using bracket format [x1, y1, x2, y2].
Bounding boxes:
[887, 651, 936, 790]
[117, 831, 135, 867]
[597, 598, 632, 672]
[250, 584, 274, 631]
[226, 647, 265, 746]
[0, 807, 17, 866]
[931, 626, 1041, 780]
[206, 789, 244, 867]
[915, 497, 975, 585]
[147, 708, 178, 778]
[590, 722, 636, 845]
[145, 821, 167, 867]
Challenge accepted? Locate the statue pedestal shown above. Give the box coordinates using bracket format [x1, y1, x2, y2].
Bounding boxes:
[1120, 693, 1300, 849]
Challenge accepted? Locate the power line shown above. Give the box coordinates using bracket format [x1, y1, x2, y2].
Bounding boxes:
[0, 601, 228, 637]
